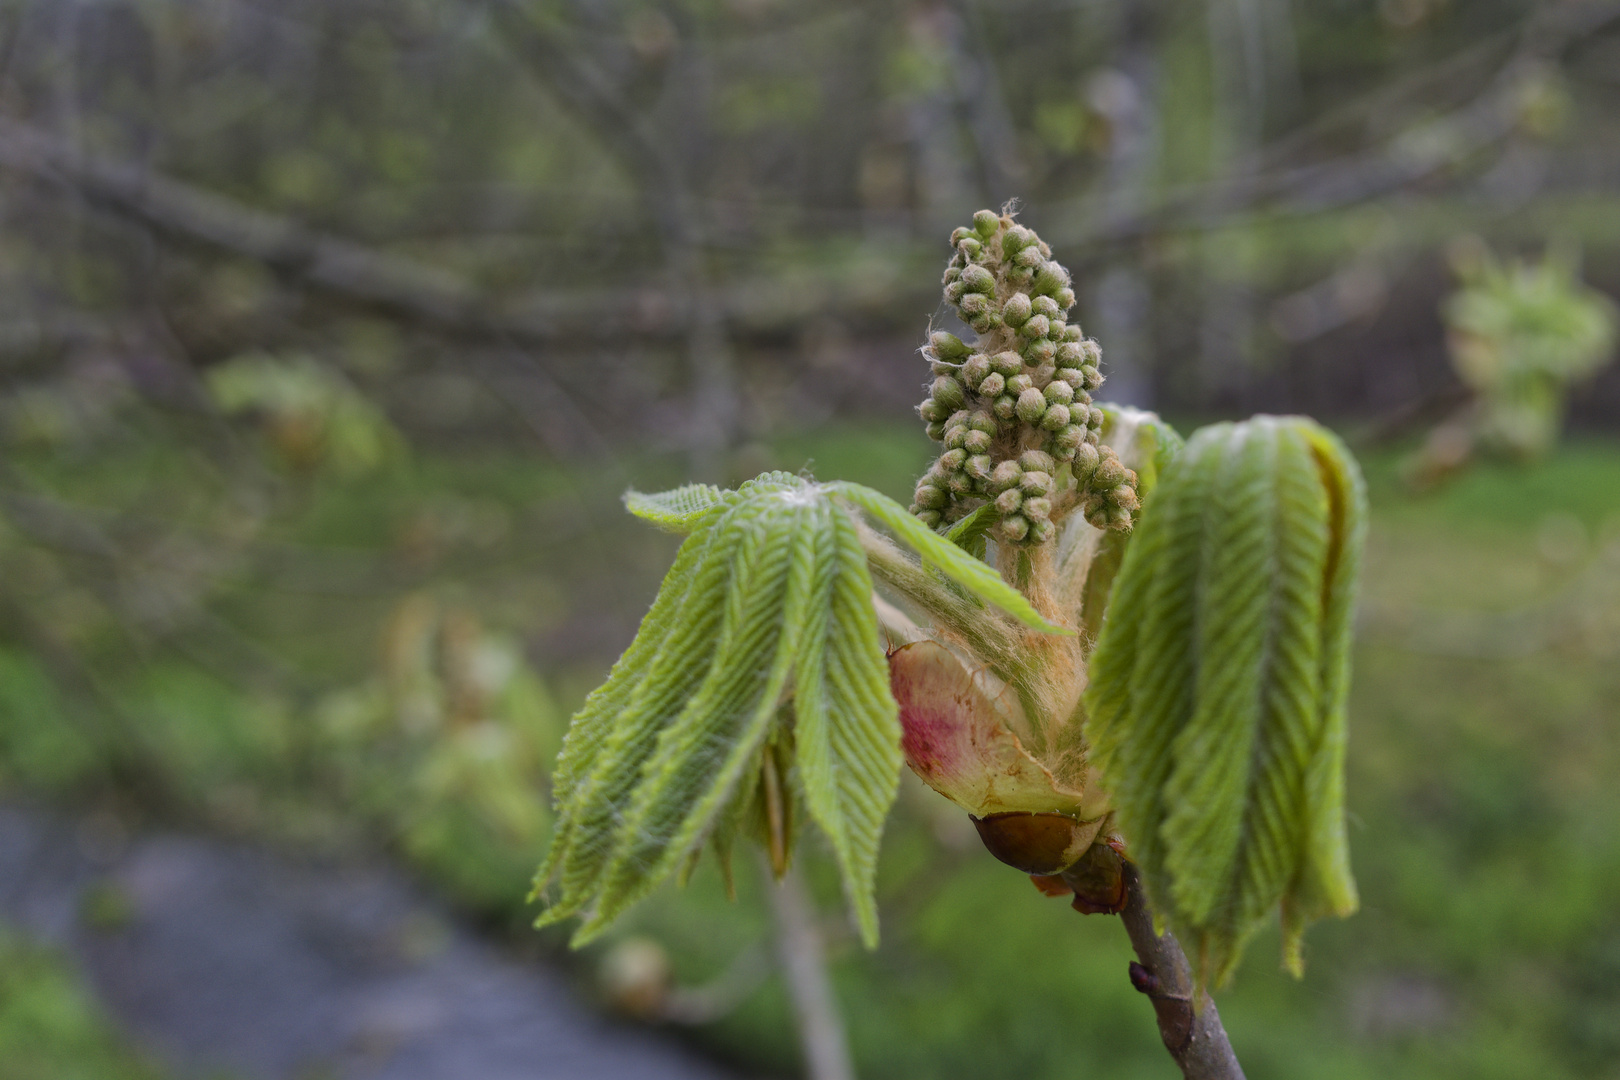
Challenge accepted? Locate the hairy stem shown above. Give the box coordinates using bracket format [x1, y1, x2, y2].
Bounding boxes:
[1064, 857, 1246, 1079]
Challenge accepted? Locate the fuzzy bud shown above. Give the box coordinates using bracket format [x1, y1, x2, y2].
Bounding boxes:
[961, 354, 991, 390]
[913, 508, 942, 528]
[990, 460, 1023, 492]
[968, 312, 998, 335]
[1033, 262, 1070, 296]
[963, 429, 992, 454]
[1038, 403, 1069, 431]
[1019, 470, 1052, 497]
[1080, 364, 1102, 390]
[914, 483, 947, 510]
[1032, 295, 1061, 321]
[939, 447, 967, 472]
[959, 265, 995, 294]
[1056, 367, 1085, 390]
[950, 226, 973, 244]
[957, 237, 982, 259]
[946, 472, 975, 496]
[1001, 515, 1030, 542]
[1030, 518, 1056, 544]
[1024, 339, 1056, 366]
[918, 399, 947, 423]
[1093, 453, 1126, 489]
[1063, 324, 1084, 343]
[994, 488, 1024, 515]
[1019, 449, 1056, 474]
[1001, 293, 1032, 327]
[978, 372, 1005, 398]
[1002, 226, 1036, 256]
[925, 422, 946, 442]
[943, 265, 961, 285]
[935, 378, 968, 413]
[1070, 441, 1101, 478]
[965, 454, 993, 482]
[1019, 314, 1050, 341]
[931, 332, 969, 359]
[1081, 340, 1102, 364]
[1016, 388, 1047, 423]
[1007, 373, 1034, 396]
[992, 352, 1023, 377]
[1055, 287, 1076, 310]
[968, 410, 997, 434]
[1014, 246, 1043, 270]
[973, 209, 1000, 237]
[1056, 342, 1084, 366]
[993, 394, 1017, 421]
[944, 280, 966, 303]
[1022, 496, 1053, 522]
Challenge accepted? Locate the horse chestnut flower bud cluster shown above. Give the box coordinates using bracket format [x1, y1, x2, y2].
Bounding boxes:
[911, 210, 1139, 543]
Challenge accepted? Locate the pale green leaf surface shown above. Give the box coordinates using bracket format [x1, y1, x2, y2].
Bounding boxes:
[1083, 416, 1366, 986]
[829, 482, 1068, 635]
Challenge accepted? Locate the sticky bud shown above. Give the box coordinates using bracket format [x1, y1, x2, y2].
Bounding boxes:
[1001, 515, 1030, 542]
[1002, 293, 1032, 327]
[1040, 403, 1071, 431]
[995, 488, 1023, 514]
[1016, 388, 1047, 423]
[973, 209, 1000, 237]
[979, 372, 1005, 397]
[932, 376, 966, 410]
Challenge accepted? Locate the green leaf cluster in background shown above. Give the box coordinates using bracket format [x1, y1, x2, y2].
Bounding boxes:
[537, 473, 1062, 947]
[1084, 415, 1367, 985]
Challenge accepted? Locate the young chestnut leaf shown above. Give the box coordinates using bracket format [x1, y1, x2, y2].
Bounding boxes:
[1083, 416, 1366, 987]
[537, 474, 1067, 948]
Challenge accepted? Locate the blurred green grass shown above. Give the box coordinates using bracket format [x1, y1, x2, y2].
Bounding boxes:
[2, 422, 1618, 1079]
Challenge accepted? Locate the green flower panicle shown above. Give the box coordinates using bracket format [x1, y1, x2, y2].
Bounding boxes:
[911, 210, 1139, 545]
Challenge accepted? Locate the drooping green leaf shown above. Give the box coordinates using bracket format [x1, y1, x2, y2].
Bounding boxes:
[795, 508, 902, 947]
[537, 473, 908, 947]
[1083, 415, 1366, 986]
[942, 502, 999, 560]
[829, 482, 1069, 635]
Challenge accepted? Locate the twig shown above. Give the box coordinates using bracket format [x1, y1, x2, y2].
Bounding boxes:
[761, 860, 857, 1080]
[1063, 855, 1246, 1080]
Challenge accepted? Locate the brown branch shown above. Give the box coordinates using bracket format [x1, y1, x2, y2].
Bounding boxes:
[1061, 850, 1246, 1080]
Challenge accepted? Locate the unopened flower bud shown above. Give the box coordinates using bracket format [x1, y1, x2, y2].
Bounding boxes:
[968, 410, 997, 434]
[1080, 340, 1102, 364]
[919, 399, 947, 423]
[1022, 496, 1052, 522]
[925, 422, 946, 441]
[1040, 403, 1071, 430]
[1056, 367, 1085, 390]
[1020, 314, 1050, 340]
[1030, 518, 1056, 543]
[946, 471, 975, 495]
[966, 454, 994, 482]
[963, 429, 992, 454]
[1001, 515, 1030, 542]
[968, 313, 998, 334]
[973, 209, 1000, 237]
[916, 509, 943, 528]
[961, 354, 991, 390]
[995, 488, 1023, 515]
[993, 394, 1017, 421]
[950, 226, 973, 244]
[945, 281, 966, 303]
[1070, 441, 1100, 478]
[1007, 373, 1034, 396]
[1033, 262, 1071, 296]
[931, 332, 969, 359]
[1109, 484, 1141, 513]
[1014, 246, 1043, 270]
[1056, 342, 1084, 366]
[978, 372, 1005, 397]
[1032, 295, 1060, 321]
[1016, 451, 1053, 476]
[943, 265, 961, 285]
[1002, 226, 1036, 256]
[992, 352, 1023, 377]
[939, 447, 967, 471]
[1093, 454, 1126, 488]
[914, 483, 947, 510]
[1024, 339, 1056, 366]
[1016, 388, 1047, 423]
[1063, 324, 1084, 343]
[1019, 470, 1052, 496]
[958, 237, 982, 259]
[1055, 287, 1076, 310]
[1001, 292, 1032, 327]
[932, 376, 966, 410]
[990, 460, 1023, 491]
[960, 265, 995, 294]
[959, 292, 991, 317]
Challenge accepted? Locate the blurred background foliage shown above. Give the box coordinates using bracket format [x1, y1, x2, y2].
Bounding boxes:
[1, 0, 1619, 1077]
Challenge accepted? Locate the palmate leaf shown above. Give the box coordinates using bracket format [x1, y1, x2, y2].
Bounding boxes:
[538, 474, 1057, 947]
[1083, 415, 1366, 986]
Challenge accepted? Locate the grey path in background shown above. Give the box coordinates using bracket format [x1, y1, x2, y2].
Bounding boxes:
[0, 805, 748, 1080]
